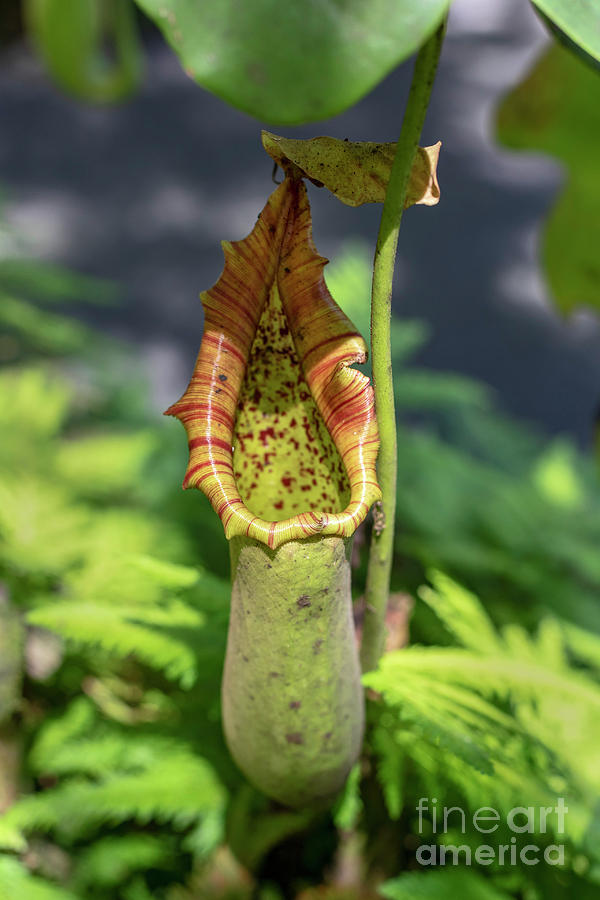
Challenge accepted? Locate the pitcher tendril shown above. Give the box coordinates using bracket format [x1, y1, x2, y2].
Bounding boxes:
[166, 61, 443, 803]
[166, 174, 381, 806]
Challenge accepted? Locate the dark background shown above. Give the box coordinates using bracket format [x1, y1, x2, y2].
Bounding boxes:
[1, 0, 599, 441]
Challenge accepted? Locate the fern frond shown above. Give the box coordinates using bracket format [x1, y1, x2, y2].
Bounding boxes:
[27, 600, 205, 687]
[55, 432, 157, 499]
[561, 620, 600, 674]
[0, 478, 89, 576]
[0, 819, 26, 852]
[125, 555, 201, 590]
[29, 698, 97, 774]
[59, 552, 226, 613]
[75, 509, 188, 574]
[0, 856, 80, 900]
[371, 721, 404, 820]
[0, 368, 71, 444]
[2, 753, 225, 839]
[365, 651, 533, 777]
[381, 868, 512, 900]
[120, 876, 157, 900]
[0, 292, 93, 355]
[71, 834, 170, 890]
[333, 764, 362, 832]
[30, 706, 200, 781]
[418, 571, 502, 653]
[368, 573, 600, 850]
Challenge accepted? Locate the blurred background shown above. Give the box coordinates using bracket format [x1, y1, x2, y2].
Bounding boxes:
[1, 0, 599, 438]
[1, 1, 600, 899]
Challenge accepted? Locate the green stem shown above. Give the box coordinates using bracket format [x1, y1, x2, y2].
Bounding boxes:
[360, 19, 446, 674]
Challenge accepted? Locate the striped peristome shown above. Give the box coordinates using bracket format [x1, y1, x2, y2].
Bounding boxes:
[166, 176, 381, 548]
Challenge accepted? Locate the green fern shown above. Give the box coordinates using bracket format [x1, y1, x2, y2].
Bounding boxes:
[28, 598, 205, 687]
[28, 700, 220, 785]
[4, 226, 600, 899]
[0, 856, 80, 900]
[54, 432, 158, 499]
[395, 428, 600, 634]
[2, 751, 225, 839]
[371, 722, 404, 821]
[380, 869, 512, 900]
[71, 834, 171, 892]
[0, 368, 71, 446]
[365, 572, 600, 878]
[333, 764, 363, 832]
[0, 293, 94, 355]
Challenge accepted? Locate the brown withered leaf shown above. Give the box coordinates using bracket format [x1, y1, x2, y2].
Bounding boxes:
[262, 131, 441, 208]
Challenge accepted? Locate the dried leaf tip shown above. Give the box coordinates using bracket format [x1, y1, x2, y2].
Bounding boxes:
[262, 131, 441, 207]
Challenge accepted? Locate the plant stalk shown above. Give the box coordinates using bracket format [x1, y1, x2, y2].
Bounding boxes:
[361, 19, 446, 673]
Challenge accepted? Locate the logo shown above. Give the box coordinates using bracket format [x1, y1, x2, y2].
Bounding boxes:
[415, 797, 567, 867]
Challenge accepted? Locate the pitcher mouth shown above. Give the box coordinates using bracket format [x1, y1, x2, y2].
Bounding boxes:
[166, 176, 381, 550]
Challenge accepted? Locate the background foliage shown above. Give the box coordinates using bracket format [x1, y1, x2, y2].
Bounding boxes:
[23, 0, 600, 124]
[497, 41, 600, 315]
[1, 234, 600, 898]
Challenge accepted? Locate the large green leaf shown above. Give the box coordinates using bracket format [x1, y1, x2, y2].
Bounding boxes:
[25, 0, 143, 103]
[133, 0, 448, 124]
[530, 0, 600, 64]
[497, 43, 600, 314]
